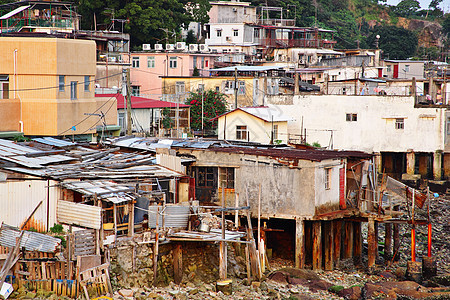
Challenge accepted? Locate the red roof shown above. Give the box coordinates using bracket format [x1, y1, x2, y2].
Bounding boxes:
[96, 94, 190, 109]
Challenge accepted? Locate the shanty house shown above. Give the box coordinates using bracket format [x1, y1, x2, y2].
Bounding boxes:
[214, 106, 290, 144]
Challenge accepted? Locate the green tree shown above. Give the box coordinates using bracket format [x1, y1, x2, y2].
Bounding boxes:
[185, 30, 197, 44]
[367, 25, 418, 59]
[185, 90, 227, 131]
[443, 14, 450, 37]
[394, 0, 421, 17]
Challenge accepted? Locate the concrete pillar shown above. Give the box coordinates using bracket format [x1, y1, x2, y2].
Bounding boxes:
[368, 218, 376, 268]
[406, 150, 415, 175]
[323, 221, 334, 271]
[384, 223, 392, 263]
[433, 151, 442, 180]
[294, 72, 300, 95]
[295, 219, 305, 269]
[374, 153, 382, 174]
[312, 221, 322, 270]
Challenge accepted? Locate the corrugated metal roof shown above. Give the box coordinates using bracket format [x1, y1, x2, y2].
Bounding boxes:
[0, 5, 30, 19]
[57, 200, 102, 229]
[0, 139, 76, 168]
[0, 224, 60, 253]
[148, 205, 190, 229]
[61, 181, 134, 197]
[32, 137, 77, 148]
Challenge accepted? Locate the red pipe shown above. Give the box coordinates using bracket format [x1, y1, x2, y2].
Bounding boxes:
[411, 227, 416, 262]
[428, 223, 432, 257]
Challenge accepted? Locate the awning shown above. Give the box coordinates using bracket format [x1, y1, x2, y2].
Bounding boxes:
[0, 5, 30, 20]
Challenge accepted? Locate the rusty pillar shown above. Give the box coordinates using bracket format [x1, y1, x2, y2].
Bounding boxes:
[353, 222, 362, 266]
[406, 151, 415, 175]
[384, 223, 392, 263]
[332, 220, 342, 264]
[368, 218, 376, 268]
[343, 221, 353, 259]
[312, 221, 322, 270]
[295, 219, 305, 269]
[323, 221, 334, 271]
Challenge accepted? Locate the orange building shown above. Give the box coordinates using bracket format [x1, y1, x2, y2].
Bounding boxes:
[0, 37, 117, 138]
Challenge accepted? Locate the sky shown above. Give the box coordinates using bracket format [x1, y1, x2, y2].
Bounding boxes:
[386, 0, 450, 12]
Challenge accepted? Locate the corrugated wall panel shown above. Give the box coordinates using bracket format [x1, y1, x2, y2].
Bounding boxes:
[57, 200, 101, 229]
[148, 205, 189, 229]
[0, 180, 58, 232]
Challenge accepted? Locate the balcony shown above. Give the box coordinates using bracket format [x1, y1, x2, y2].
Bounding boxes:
[257, 19, 296, 27]
[255, 38, 335, 49]
[1, 17, 75, 33]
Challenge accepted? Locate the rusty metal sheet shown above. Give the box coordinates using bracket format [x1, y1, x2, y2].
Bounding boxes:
[57, 200, 102, 229]
[0, 224, 61, 253]
[148, 205, 190, 229]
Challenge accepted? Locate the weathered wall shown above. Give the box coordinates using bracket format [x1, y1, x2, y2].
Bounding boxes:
[267, 94, 446, 153]
[0, 99, 21, 131]
[178, 149, 330, 219]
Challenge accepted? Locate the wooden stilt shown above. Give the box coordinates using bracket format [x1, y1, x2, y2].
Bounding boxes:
[295, 219, 305, 269]
[173, 243, 182, 284]
[384, 223, 392, 263]
[333, 220, 342, 264]
[219, 188, 227, 280]
[393, 207, 400, 261]
[153, 206, 159, 286]
[343, 221, 353, 259]
[353, 222, 362, 266]
[368, 218, 376, 268]
[323, 221, 334, 271]
[312, 221, 322, 270]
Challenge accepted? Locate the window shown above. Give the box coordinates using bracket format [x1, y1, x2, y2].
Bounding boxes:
[219, 167, 235, 189]
[233, 29, 239, 37]
[84, 75, 90, 92]
[273, 124, 278, 140]
[131, 85, 140, 96]
[59, 75, 65, 92]
[404, 65, 410, 72]
[147, 56, 155, 68]
[387, 65, 391, 73]
[118, 112, 125, 130]
[198, 84, 205, 92]
[175, 81, 185, 95]
[238, 81, 245, 95]
[132, 57, 140, 68]
[346, 113, 357, 121]
[395, 118, 404, 130]
[236, 125, 247, 140]
[201, 57, 205, 69]
[0, 75, 9, 99]
[215, 86, 220, 93]
[447, 117, 450, 135]
[70, 81, 77, 100]
[217, 29, 222, 37]
[169, 57, 177, 68]
[196, 167, 216, 187]
[325, 168, 331, 190]
[193, 56, 197, 68]
[254, 28, 260, 38]
[224, 80, 235, 94]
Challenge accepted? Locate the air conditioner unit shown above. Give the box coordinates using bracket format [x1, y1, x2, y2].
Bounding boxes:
[166, 44, 175, 51]
[176, 42, 186, 50]
[142, 44, 151, 51]
[232, 7, 237, 12]
[189, 44, 199, 52]
[199, 44, 209, 52]
[154, 44, 163, 51]
[107, 56, 116, 62]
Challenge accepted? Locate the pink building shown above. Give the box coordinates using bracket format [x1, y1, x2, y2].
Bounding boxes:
[128, 52, 217, 100]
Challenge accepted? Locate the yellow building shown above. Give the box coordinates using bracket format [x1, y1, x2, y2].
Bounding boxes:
[215, 106, 290, 144]
[0, 37, 117, 138]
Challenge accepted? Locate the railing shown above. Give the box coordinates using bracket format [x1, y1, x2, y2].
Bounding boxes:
[255, 38, 334, 48]
[2, 17, 74, 32]
[257, 19, 296, 26]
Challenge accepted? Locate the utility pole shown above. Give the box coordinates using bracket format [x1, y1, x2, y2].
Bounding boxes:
[126, 68, 132, 135]
[234, 67, 238, 109]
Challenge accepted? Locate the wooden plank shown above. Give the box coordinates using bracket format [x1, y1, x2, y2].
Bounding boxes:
[312, 221, 322, 270]
[219, 187, 227, 280]
[343, 221, 353, 259]
[295, 219, 305, 269]
[384, 223, 392, 262]
[353, 222, 362, 266]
